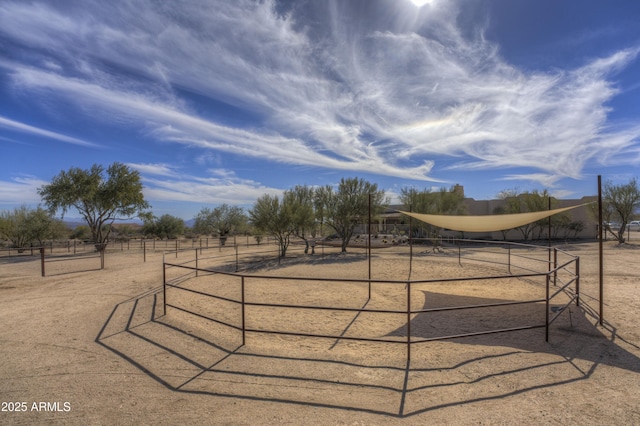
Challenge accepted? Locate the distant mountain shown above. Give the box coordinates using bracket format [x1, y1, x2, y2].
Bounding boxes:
[62, 218, 145, 230]
[63, 220, 85, 230]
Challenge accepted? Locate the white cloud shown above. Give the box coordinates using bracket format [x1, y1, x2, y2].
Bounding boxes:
[126, 163, 181, 178]
[140, 170, 283, 207]
[0, 115, 99, 148]
[501, 173, 563, 188]
[124, 163, 282, 206]
[1, 0, 639, 191]
[0, 176, 48, 205]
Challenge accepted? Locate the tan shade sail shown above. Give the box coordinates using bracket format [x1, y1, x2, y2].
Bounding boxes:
[397, 203, 590, 233]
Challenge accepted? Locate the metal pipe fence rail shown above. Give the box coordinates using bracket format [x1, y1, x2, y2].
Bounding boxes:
[0, 236, 281, 259]
[37, 244, 107, 277]
[162, 241, 580, 365]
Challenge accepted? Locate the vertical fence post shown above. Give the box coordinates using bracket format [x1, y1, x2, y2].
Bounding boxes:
[162, 252, 167, 316]
[598, 175, 604, 326]
[368, 194, 372, 300]
[40, 247, 45, 277]
[368, 194, 371, 289]
[195, 248, 199, 277]
[143, 241, 146, 263]
[235, 235, 238, 272]
[553, 248, 558, 286]
[407, 280, 412, 365]
[241, 276, 246, 346]
[545, 274, 550, 342]
[176, 239, 178, 258]
[575, 257, 580, 308]
[100, 247, 105, 270]
[408, 204, 413, 281]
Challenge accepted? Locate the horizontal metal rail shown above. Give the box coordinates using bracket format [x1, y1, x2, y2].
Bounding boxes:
[162, 239, 581, 365]
[411, 324, 546, 343]
[43, 253, 102, 263]
[413, 298, 546, 314]
[549, 294, 578, 326]
[166, 303, 241, 331]
[242, 327, 408, 344]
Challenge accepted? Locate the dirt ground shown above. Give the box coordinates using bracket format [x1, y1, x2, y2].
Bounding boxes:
[0, 239, 639, 425]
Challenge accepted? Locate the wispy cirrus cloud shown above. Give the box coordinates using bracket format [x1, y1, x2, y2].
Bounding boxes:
[1, 0, 639, 193]
[126, 163, 282, 206]
[0, 115, 99, 148]
[0, 175, 48, 205]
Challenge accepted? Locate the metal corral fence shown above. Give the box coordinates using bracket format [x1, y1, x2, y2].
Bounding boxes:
[36, 244, 106, 277]
[0, 235, 275, 258]
[2, 236, 281, 276]
[162, 239, 580, 364]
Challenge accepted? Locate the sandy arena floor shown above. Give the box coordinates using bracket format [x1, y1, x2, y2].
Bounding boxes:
[0, 239, 639, 425]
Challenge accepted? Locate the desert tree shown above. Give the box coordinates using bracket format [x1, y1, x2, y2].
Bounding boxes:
[70, 225, 92, 241]
[598, 178, 640, 244]
[193, 204, 246, 244]
[249, 194, 294, 257]
[142, 214, 185, 240]
[0, 205, 67, 251]
[521, 190, 558, 240]
[28, 206, 68, 245]
[38, 163, 150, 251]
[0, 205, 34, 250]
[399, 185, 466, 240]
[496, 189, 581, 241]
[285, 185, 317, 253]
[112, 224, 137, 240]
[495, 189, 553, 241]
[315, 177, 386, 253]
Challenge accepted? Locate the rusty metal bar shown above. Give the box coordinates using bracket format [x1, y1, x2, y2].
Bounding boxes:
[241, 276, 246, 346]
[368, 193, 372, 300]
[195, 249, 199, 278]
[576, 257, 580, 307]
[40, 247, 45, 277]
[598, 174, 604, 325]
[553, 248, 558, 286]
[545, 273, 550, 342]
[407, 280, 412, 365]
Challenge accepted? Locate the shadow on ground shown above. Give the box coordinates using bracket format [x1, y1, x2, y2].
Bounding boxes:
[96, 287, 640, 418]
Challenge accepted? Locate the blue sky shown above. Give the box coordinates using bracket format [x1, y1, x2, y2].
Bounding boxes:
[1, 0, 640, 220]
